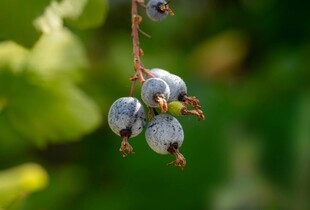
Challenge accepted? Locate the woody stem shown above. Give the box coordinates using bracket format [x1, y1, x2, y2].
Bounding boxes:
[132, 0, 145, 88]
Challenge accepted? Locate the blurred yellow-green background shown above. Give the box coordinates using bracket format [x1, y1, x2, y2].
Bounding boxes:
[0, 0, 309, 209]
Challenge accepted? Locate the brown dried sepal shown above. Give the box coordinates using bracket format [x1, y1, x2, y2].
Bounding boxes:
[181, 107, 205, 121]
[159, 3, 175, 16]
[167, 142, 186, 170]
[119, 130, 135, 157]
[179, 93, 205, 121]
[147, 106, 153, 121]
[180, 93, 201, 108]
[154, 93, 168, 113]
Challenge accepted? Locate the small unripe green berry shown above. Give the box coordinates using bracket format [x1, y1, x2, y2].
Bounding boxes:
[168, 101, 184, 117]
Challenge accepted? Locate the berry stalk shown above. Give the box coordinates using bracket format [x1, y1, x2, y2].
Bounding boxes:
[131, 0, 145, 93]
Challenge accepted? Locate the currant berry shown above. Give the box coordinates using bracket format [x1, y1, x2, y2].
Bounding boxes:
[145, 114, 186, 169]
[148, 68, 205, 120]
[141, 78, 170, 112]
[148, 68, 171, 78]
[146, 0, 172, 21]
[108, 97, 146, 157]
[148, 68, 186, 102]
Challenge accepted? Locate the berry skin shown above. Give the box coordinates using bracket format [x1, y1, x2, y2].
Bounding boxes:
[141, 78, 170, 112]
[147, 68, 171, 79]
[148, 68, 187, 102]
[145, 114, 186, 169]
[108, 97, 146, 157]
[148, 68, 205, 120]
[146, 0, 170, 21]
[165, 73, 187, 102]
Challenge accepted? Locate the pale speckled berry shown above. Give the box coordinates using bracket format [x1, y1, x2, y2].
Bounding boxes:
[141, 78, 170, 108]
[146, 0, 169, 21]
[148, 68, 187, 102]
[165, 73, 187, 102]
[148, 68, 171, 79]
[145, 114, 184, 154]
[108, 97, 146, 137]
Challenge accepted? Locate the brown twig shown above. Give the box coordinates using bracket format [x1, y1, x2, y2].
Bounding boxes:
[131, 0, 146, 89]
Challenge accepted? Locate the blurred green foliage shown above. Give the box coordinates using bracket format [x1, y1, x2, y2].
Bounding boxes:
[0, 0, 310, 209]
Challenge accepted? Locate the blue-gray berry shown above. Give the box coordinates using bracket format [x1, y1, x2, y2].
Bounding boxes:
[145, 114, 184, 155]
[146, 0, 170, 21]
[148, 68, 187, 102]
[147, 68, 171, 78]
[108, 97, 146, 156]
[166, 74, 187, 102]
[141, 78, 170, 112]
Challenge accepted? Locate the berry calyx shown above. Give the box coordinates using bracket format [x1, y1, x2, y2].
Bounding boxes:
[141, 78, 170, 113]
[148, 68, 205, 120]
[119, 129, 134, 157]
[166, 142, 186, 170]
[154, 93, 168, 112]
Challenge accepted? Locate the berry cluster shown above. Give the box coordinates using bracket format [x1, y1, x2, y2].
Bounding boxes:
[107, 1, 205, 170]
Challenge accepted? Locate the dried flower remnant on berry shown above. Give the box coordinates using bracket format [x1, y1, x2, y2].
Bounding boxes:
[148, 68, 205, 120]
[141, 78, 170, 113]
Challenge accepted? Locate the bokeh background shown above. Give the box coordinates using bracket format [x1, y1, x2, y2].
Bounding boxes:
[0, 0, 309, 209]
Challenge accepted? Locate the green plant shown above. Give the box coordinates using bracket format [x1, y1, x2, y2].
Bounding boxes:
[107, 0, 205, 170]
[0, 0, 107, 207]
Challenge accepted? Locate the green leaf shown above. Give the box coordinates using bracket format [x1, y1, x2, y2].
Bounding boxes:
[0, 0, 108, 47]
[34, 0, 108, 33]
[28, 29, 88, 83]
[65, 0, 108, 29]
[0, 163, 49, 209]
[0, 0, 50, 47]
[0, 71, 101, 146]
[0, 42, 29, 73]
[0, 39, 101, 146]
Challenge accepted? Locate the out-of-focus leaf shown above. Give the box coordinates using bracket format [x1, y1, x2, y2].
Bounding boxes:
[0, 37, 101, 146]
[65, 0, 108, 29]
[189, 30, 249, 81]
[23, 165, 89, 210]
[0, 42, 29, 73]
[28, 29, 88, 83]
[0, 0, 50, 47]
[0, 163, 48, 209]
[0, 70, 101, 146]
[0, 0, 108, 47]
[34, 0, 108, 33]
